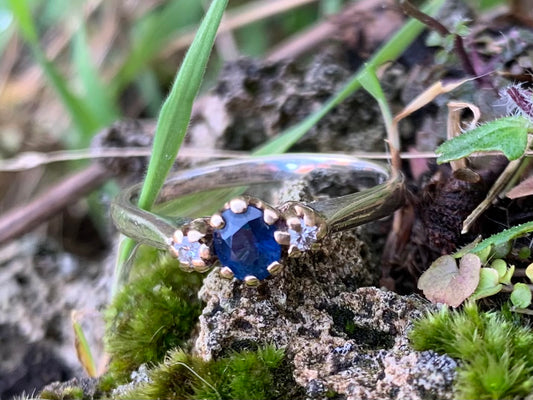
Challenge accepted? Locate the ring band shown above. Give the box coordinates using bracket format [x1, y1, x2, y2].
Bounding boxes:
[111, 154, 404, 285]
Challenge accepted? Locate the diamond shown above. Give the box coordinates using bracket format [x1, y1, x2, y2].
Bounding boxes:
[289, 218, 318, 251]
[213, 206, 281, 280]
[172, 237, 202, 266]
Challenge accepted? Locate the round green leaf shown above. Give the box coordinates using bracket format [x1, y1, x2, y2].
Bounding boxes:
[510, 283, 532, 309]
[490, 259, 507, 278]
[470, 268, 503, 301]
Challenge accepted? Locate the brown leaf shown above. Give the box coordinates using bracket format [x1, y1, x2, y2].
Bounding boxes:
[506, 175, 533, 199]
[418, 253, 481, 307]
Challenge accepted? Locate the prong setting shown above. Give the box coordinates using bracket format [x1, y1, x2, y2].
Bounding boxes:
[219, 266, 235, 280]
[280, 202, 326, 252]
[244, 275, 260, 286]
[210, 213, 225, 229]
[267, 261, 283, 275]
[274, 231, 290, 245]
[229, 197, 248, 214]
[170, 217, 214, 273]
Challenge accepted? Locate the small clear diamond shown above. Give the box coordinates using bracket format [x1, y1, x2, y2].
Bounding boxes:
[173, 237, 202, 265]
[289, 218, 318, 251]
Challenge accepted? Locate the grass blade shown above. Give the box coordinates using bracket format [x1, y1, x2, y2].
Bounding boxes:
[111, 0, 204, 96]
[72, 24, 119, 129]
[114, 0, 229, 294]
[8, 0, 101, 146]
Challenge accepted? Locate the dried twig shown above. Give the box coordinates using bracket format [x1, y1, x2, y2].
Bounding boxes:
[0, 163, 112, 245]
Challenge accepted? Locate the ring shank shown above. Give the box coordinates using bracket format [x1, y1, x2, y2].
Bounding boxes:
[111, 154, 405, 249]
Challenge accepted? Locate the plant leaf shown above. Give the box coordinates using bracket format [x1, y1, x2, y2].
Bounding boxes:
[113, 0, 228, 295]
[72, 312, 97, 377]
[436, 116, 530, 163]
[470, 268, 503, 301]
[526, 263, 533, 283]
[137, 0, 228, 211]
[510, 282, 532, 309]
[459, 221, 533, 257]
[500, 264, 515, 286]
[418, 253, 481, 307]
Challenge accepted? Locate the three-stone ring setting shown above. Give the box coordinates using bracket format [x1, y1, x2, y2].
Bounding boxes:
[111, 154, 405, 286]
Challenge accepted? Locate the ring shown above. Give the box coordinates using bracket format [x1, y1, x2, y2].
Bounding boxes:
[111, 154, 405, 286]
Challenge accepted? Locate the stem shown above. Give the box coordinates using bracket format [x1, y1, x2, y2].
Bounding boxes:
[399, 0, 477, 77]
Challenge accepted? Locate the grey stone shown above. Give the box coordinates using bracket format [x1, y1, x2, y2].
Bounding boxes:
[196, 274, 456, 400]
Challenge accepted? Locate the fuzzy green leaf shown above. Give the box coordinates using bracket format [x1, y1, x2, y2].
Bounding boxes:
[470, 268, 503, 301]
[510, 283, 532, 309]
[436, 116, 530, 163]
[418, 253, 481, 307]
[72, 25, 119, 127]
[459, 221, 533, 257]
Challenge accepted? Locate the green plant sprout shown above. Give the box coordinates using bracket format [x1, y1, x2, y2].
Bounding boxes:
[417, 81, 533, 307]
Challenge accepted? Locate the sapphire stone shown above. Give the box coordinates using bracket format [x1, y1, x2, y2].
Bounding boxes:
[213, 206, 281, 280]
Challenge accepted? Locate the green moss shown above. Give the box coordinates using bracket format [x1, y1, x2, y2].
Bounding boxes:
[39, 386, 83, 400]
[410, 302, 533, 399]
[121, 345, 300, 400]
[104, 248, 203, 382]
[96, 373, 118, 396]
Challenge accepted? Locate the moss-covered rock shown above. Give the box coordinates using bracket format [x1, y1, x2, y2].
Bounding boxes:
[104, 250, 203, 383]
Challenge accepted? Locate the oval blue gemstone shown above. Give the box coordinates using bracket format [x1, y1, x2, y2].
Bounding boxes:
[213, 206, 281, 280]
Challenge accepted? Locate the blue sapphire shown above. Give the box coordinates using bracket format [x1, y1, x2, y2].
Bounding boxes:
[213, 206, 281, 280]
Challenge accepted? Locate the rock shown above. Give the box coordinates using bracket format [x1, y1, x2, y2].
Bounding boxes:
[196, 275, 456, 399]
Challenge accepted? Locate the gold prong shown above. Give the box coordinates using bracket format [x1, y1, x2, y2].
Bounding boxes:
[267, 261, 283, 275]
[230, 198, 248, 214]
[219, 266, 235, 280]
[173, 230, 184, 244]
[187, 229, 205, 242]
[274, 231, 290, 245]
[199, 244, 211, 260]
[263, 208, 280, 225]
[210, 213, 225, 229]
[286, 216, 302, 231]
[317, 224, 328, 239]
[293, 205, 305, 216]
[178, 263, 194, 272]
[247, 197, 263, 208]
[244, 275, 260, 286]
[288, 245, 302, 258]
[192, 259, 210, 272]
[303, 212, 316, 227]
[168, 245, 180, 259]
